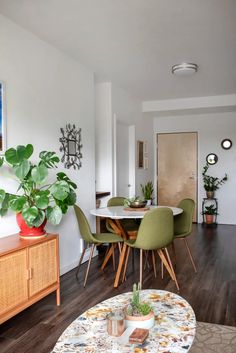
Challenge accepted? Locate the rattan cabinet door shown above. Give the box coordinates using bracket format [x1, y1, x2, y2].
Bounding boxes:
[0, 249, 28, 315]
[28, 239, 58, 297]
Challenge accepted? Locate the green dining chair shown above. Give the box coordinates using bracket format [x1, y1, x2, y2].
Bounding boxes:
[173, 198, 197, 272]
[118, 207, 179, 290]
[74, 205, 124, 287]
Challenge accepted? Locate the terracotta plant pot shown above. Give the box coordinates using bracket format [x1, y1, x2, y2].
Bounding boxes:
[205, 214, 215, 224]
[125, 311, 155, 329]
[206, 191, 214, 199]
[16, 213, 47, 238]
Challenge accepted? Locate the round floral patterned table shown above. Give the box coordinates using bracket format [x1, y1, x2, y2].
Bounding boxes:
[52, 290, 196, 353]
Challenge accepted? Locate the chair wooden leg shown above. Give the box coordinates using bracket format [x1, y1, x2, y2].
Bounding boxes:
[122, 246, 131, 283]
[158, 249, 179, 290]
[184, 238, 197, 273]
[101, 244, 117, 270]
[140, 249, 143, 289]
[84, 244, 95, 287]
[171, 241, 177, 266]
[114, 243, 127, 288]
[161, 259, 164, 279]
[76, 247, 86, 279]
[112, 244, 116, 270]
[152, 250, 157, 278]
[164, 248, 180, 291]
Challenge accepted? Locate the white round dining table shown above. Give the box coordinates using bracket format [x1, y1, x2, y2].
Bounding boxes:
[90, 205, 183, 219]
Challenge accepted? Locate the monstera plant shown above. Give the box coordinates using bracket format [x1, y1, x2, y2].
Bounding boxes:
[0, 144, 77, 236]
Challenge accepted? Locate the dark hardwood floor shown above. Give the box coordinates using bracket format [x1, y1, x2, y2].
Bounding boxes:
[0, 224, 236, 353]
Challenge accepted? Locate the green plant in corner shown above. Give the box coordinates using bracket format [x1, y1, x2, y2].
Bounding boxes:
[140, 181, 154, 201]
[0, 144, 77, 227]
[202, 163, 228, 192]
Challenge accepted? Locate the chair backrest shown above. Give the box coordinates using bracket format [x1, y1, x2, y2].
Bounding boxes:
[134, 208, 174, 250]
[74, 205, 94, 243]
[107, 197, 125, 206]
[174, 198, 195, 236]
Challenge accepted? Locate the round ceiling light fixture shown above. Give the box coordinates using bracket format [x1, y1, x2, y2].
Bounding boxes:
[172, 62, 198, 75]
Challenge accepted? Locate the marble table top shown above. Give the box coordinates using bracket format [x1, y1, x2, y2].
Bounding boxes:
[52, 289, 196, 353]
[90, 206, 183, 219]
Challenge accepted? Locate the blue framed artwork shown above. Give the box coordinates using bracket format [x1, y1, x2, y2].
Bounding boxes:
[0, 82, 6, 153]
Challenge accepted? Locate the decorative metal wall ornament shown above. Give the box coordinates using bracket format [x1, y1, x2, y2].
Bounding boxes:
[59, 124, 82, 169]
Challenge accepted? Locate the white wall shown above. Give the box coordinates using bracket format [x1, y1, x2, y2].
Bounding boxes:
[0, 15, 96, 274]
[154, 112, 236, 224]
[95, 82, 154, 207]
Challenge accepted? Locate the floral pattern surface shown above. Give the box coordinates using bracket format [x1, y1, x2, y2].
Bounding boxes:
[52, 290, 196, 353]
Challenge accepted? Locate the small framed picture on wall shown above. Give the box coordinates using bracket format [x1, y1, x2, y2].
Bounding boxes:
[0, 82, 6, 153]
[137, 140, 148, 169]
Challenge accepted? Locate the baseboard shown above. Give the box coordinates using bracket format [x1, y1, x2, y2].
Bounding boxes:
[60, 248, 98, 276]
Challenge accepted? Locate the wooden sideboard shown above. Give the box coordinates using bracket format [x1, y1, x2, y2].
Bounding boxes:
[0, 233, 60, 324]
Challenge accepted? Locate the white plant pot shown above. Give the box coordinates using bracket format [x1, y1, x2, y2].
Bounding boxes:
[125, 311, 155, 330]
[146, 199, 152, 206]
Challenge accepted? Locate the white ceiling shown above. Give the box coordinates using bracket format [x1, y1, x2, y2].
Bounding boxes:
[0, 0, 236, 101]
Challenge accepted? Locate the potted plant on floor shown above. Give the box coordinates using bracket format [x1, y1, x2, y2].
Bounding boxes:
[125, 283, 154, 329]
[202, 164, 228, 199]
[0, 144, 77, 237]
[202, 205, 218, 224]
[140, 181, 154, 206]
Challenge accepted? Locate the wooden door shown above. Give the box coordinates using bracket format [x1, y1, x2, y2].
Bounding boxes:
[28, 239, 58, 297]
[157, 132, 197, 221]
[0, 249, 28, 315]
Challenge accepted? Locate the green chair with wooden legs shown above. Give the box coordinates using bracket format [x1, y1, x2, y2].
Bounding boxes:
[116, 208, 179, 290]
[173, 198, 197, 272]
[74, 205, 123, 287]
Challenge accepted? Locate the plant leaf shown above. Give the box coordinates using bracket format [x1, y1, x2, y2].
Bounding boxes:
[33, 209, 45, 227]
[23, 144, 34, 159]
[57, 172, 77, 189]
[14, 159, 30, 180]
[9, 196, 27, 212]
[0, 157, 4, 167]
[35, 193, 49, 209]
[5, 147, 18, 165]
[65, 189, 77, 205]
[0, 189, 6, 207]
[31, 164, 48, 184]
[46, 205, 62, 225]
[51, 181, 70, 201]
[22, 206, 39, 227]
[39, 151, 60, 169]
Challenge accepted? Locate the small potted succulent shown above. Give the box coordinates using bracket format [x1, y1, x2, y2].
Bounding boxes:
[0, 144, 77, 237]
[202, 164, 228, 199]
[140, 181, 154, 206]
[125, 283, 154, 329]
[202, 205, 218, 224]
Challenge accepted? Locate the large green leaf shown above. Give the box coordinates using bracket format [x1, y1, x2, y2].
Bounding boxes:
[39, 151, 60, 168]
[0, 189, 6, 207]
[31, 164, 48, 184]
[57, 172, 77, 190]
[22, 206, 39, 226]
[33, 209, 45, 227]
[0, 193, 9, 216]
[35, 192, 49, 209]
[5, 144, 34, 165]
[66, 189, 77, 205]
[51, 181, 70, 201]
[9, 196, 27, 212]
[23, 144, 34, 159]
[5, 147, 19, 165]
[14, 160, 30, 180]
[46, 205, 62, 225]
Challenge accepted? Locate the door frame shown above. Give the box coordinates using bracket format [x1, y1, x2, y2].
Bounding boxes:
[155, 131, 198, 222]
